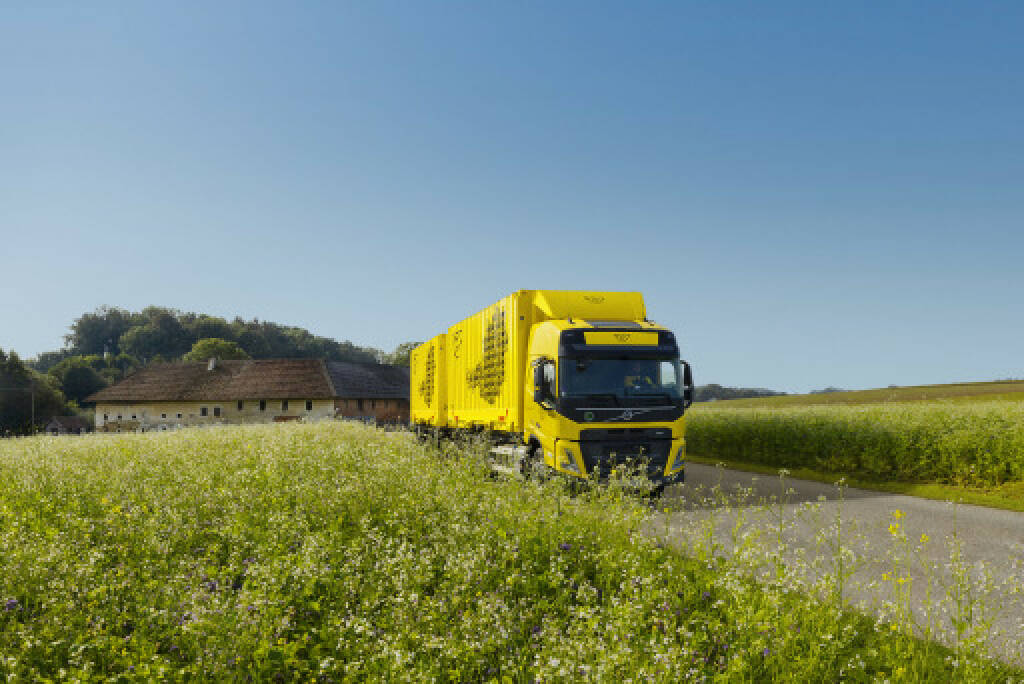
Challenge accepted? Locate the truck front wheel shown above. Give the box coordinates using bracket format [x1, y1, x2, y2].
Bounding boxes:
[520, 444, 543, 480]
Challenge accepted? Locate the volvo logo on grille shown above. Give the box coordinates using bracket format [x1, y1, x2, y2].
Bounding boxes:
[608, 408, 655, 421]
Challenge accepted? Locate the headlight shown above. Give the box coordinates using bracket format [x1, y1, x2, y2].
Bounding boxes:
[669, 446, 685, 474]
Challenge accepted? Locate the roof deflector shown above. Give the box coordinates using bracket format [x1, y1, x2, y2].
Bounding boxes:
[583, 320, 645, 329]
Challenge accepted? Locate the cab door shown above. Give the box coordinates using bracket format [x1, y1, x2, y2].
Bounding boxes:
[525, 358, 560, 466]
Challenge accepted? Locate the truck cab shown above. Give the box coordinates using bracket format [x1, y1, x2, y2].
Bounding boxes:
[525, 319, 693, 488]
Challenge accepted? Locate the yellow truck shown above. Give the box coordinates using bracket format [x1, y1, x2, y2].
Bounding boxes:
[410, 290, 693, 492]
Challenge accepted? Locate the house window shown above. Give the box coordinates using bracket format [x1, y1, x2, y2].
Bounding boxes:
[305, 400, 312, 411]
[282, 400, 289, 411]
[177, 413, 183, 419]
[357, 399, 364, 412]
[161, 413, 167, 419]
[131, 414, 136, 420]
[103, 414, 108, 421]
[237, 400, 244, 411]
[213, 407, 221, 417]
[259, 400, 266, 412]
[371, 400, 376, 410]
[117, 415, 122, 420]
[200, 407, 208, 417]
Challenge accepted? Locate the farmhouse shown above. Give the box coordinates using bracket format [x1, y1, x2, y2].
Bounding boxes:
[85, 359, 409, 432]
[43, 415, 93, 435]
[328, 361, 410, 423]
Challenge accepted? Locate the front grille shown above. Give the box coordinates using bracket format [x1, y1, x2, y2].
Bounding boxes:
[578, 438, 670, 480]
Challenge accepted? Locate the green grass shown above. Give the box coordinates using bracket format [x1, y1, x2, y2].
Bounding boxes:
[706, 379, 1024, 408]
[1, 423, 1019, 681]
[686, 400, 1024, 487]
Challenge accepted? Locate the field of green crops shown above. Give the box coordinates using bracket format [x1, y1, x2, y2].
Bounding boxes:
[0, 423, 1018, 681]
[686, 400, 1024, 487]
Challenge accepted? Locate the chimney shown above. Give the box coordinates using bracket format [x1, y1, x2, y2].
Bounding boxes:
[207, 358, 218, 371]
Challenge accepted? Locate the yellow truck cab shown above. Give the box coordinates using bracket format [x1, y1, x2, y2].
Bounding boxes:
[410, 290, 693, 491]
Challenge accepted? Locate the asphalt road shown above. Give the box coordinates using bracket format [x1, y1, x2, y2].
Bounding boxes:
[645, 463, 1024, 665]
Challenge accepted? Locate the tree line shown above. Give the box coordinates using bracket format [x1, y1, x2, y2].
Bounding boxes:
[693, 384, 787, 402]
[33, 306, 387, 370]
[0, 307, 418, 435]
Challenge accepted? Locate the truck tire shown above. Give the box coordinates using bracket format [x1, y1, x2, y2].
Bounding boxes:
[520, 444, 543, 480]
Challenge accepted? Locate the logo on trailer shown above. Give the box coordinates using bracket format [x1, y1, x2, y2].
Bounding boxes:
[583, 295, 605, 304]
[614, 333, 631, 342]
[466, 307, 507, 404]
[418, 345, 435, 407]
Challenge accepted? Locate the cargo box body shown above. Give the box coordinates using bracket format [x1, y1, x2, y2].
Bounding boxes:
[409, 333, 447, 427]
[410, 290, 648, 434]
[444, 292, 529, 432]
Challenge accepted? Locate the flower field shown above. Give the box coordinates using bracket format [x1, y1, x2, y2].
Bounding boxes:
[0, 422, 1018, 681]
[686, 400, 1024, 487]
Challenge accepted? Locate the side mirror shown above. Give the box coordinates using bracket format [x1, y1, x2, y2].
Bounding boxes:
[533, 363, 545, 403]
[681, 361, 694, 409]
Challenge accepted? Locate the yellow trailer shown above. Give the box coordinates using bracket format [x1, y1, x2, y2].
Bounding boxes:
[410, 290, 693, 492]
[410, 333, 447, 427]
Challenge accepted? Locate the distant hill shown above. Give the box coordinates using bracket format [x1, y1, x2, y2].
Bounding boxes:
[694, 384, 787, 402]
[695, 380, 1024, 408]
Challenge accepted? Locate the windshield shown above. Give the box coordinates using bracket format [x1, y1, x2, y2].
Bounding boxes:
[559, 358, 683, 400]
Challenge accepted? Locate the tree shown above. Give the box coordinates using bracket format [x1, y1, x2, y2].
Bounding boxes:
[182, 314, 235, 343]
[30, 349, 74, 373]
[381, 341, 420, 367]
[47, 357, 109, 404]
[1, 349, 69, 435]
[119, 310, 191, 361]
[65, 307, 141, 356]
[183, 338, 251, 362]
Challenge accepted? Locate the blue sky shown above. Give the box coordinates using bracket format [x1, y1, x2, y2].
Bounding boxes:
[2, 2, 1022, 393]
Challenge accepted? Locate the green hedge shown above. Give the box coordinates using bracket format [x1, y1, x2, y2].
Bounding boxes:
[686, 401, 1024, 486]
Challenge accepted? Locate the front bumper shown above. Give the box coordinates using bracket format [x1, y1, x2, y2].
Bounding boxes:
[555, 429, 685, 483]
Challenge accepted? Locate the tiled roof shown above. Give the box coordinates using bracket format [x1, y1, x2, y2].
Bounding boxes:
[85, 359, 335, 403]
[46, 416, 92, 430]
[327, 362, 409, 399]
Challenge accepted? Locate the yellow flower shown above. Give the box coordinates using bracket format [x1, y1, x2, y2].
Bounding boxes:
[891, 510, 904, 519]
[920, 533, 929, 544]
[882, 572, 890, 581]
[888, 523, 900, 536]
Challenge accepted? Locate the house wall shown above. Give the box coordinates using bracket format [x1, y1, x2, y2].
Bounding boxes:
[334, 398, 409, 424]
[95, 399, 336, 432]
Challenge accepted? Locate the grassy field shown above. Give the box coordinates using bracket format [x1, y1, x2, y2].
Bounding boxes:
[705, 379, 1024, 408]
[686, 400, 1024, 488]
[1, 423, 1018, 681]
